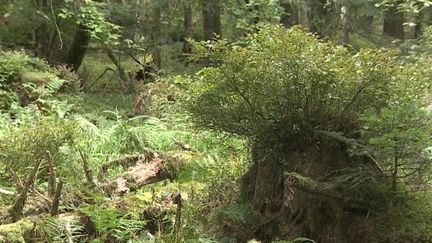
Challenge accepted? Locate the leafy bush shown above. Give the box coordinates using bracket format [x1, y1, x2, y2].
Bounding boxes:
[0, 117, 78, 181]
[0, 50, 79, 111]
[187, 25, 432, 147]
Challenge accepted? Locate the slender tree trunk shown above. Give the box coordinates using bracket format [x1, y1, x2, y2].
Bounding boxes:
[34, 0, 51, 58]
[149, 3, 162, 69]
[10, 159, 42, 222]
[50, 180, 63, 216]
[280, 2, 298, 27]
[309, 0, 327, 37]
[65, 25, 91, 72]
[202, 0, 222, 40]
[107, 49, 134, 93]
[392, 157, 399, 192]
[182, 1, 193, 54]
[339, 4, 349, 45]
[383, 3, 405, 40]
[415, 6, 424, 38]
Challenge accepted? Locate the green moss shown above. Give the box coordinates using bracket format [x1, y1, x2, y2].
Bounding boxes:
[0, 219, 35, 243]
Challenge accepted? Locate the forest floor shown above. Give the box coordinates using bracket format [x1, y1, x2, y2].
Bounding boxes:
[0, 90, 253, 242]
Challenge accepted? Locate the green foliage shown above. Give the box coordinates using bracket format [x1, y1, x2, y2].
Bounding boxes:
[0, 50, 76, 113]
[0, 117, 78, 180]
[360, 105, 432, 186]
[60, 1, 121, 46]
[187, 25, 432, 147]
[210, 203, 260, 228]
[78, 205, 146, 241]
[375, 192, 432, 242]
[41, 215, 85, 242]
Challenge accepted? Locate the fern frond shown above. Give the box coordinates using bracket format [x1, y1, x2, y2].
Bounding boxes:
[45, 78, 66, 95]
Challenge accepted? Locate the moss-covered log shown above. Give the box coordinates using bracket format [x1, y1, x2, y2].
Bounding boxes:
[0, 219, 37, 243]
[284, 172, 341, 198]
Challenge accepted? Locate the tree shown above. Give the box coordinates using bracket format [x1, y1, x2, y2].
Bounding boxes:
[309, 0, 330, 36]
[280, 1, 299, 27]
[383, 1, 405, 39]
[65, 25, 90, 72]
[339, 2, 350, 45]
[183, 0, 193, 54]
[202, 0, 222, 40]
[360, 106, 432, 191]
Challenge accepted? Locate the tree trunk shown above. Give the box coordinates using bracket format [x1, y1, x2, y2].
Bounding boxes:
[243, 142, 377, 242]
[202, 0, 222, 40]
[65, 25, 91, 72]
[309, 0, 328, 37]
[339, 4, 349, 45]
[50, 180, 63, 216]
[383, 3, 405, 40]
[415, 7, 424, 38]
[33, 0, 51, 58]
[182, 1, 193, 54]
[150, 3, 162, 69]
[106, 49, 134, 93]
[280, 2, 298, 28]
[9, 159, 42, 222]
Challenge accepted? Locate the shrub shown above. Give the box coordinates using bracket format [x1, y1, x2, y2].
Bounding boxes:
[0, 117, 79, 183]
[0, 51, 79, 111]
[187, 25, 432, 147]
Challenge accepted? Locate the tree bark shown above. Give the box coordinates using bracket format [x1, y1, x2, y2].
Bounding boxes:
[202, 0, 222, 40]
[183, 1, 193, 54]
[46, 151, 56, 197]
[280, 2, 298, 28]
[150, 3, 162, 69]
[100, 152, 180, 196]
[9, 159, 42, 222]
[339, 4, 349, 45]
[65, 25, 91, 72]
[106, 49, 134, 93]
[309, 0, 328, 37]
[50, 180, 63, 216]
[415, 7, 424, 38]
[383, 3, 405, 40]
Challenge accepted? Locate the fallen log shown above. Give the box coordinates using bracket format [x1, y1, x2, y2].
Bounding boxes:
[0, 188, 14, 196]
[101, 152, 180, 196]
[97, 149, 155, 181]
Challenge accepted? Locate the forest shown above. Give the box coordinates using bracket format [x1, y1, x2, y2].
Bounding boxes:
[1, 0, 432, 242]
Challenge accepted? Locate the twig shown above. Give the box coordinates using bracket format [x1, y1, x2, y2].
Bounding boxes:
[9, 168, 23, 192]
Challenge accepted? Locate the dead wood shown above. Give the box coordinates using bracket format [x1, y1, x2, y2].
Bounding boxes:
[9, 158, 42, 222]
[79, 150, 94, 185]
[0, 188, 14, 196]
[173, 140, 197, 152]
[98, 149, 156, 181]
[284, 172, 371, 211]
[50, 180, 64, 216]
[100, 151, 180, 196]
[9, 168, 23, 192]
[46, 151, 57, 197]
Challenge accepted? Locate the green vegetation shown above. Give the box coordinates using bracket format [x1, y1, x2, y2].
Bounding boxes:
[1, 0, 432, 242]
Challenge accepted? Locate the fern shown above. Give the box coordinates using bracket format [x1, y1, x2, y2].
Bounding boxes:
[44, 78, 66, 96]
